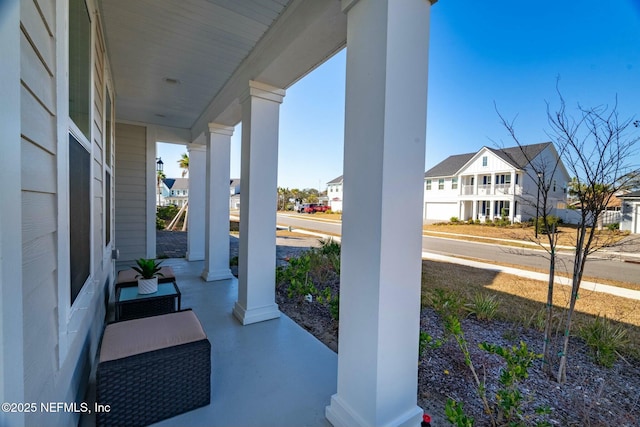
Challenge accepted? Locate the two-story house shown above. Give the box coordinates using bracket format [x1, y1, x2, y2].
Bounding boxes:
[424, 142, 570, 223]
[230, 178, 241, 210]
[326, 175, 344, 212]
[162, 178, 189, 207]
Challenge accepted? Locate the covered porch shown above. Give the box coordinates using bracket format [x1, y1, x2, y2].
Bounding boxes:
[82, 257, 337, 427]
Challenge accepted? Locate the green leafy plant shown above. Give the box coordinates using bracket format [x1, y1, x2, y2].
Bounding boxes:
[479, 341, 542, 425]
[579, 315, 629, 367]
[132, 258, 164, 279]
[419, 331, 443, 358]
[450, 216, 460, 223]
[445, 399, 474, 427]
[465, 293, 500, 321]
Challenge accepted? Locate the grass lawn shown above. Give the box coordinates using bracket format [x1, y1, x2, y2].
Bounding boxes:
[421, 259, 640, 358]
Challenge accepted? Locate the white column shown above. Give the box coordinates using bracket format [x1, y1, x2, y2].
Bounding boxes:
[510, 171, 517, 222]
[326, 1, 434, 426]
[186, 144, 206, 261]
[233, 81, 284, 325]
[202, 124, 234, 282]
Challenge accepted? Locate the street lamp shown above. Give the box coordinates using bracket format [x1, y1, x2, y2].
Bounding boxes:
[535, 171, 542, 238]
[156, 157, 164, 207]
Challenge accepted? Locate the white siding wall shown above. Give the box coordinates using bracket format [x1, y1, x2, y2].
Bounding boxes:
[463, 150, 512, 174]
[115, 123, 148, 261]
[16, 1, 114, 425]
[20, 0, 60, 420]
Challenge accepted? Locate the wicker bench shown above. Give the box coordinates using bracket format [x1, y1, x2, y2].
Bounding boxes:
[96, 310, 211, 427]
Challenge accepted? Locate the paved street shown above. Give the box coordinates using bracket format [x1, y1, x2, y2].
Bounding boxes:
[274, 213, 640, 285]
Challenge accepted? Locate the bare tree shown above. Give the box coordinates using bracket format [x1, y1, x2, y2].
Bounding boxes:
[495, 105, 567, 376]
[550, 93, 639, 382]
[497, 89, 639, 382]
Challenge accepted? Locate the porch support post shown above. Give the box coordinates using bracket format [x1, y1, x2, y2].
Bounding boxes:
[326, 1, 434, 426]
[233, 80, 284, 325]
[186, 144, 206, 261]
[202, 124, 235, 282]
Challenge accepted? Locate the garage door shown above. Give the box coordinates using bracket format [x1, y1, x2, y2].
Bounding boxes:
[424, 202, 458, 221]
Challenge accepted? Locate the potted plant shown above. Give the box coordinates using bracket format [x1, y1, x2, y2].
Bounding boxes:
[132, 258, 164, 294]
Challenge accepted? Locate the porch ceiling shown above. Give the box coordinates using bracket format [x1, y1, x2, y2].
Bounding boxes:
[99, 0, 346, 138]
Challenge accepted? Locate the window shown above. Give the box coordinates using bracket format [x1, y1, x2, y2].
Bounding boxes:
[426, 179, 431, 190]
[498, 174, 511, 184]
[553, 180, 557, 192]
[438, 179, 444, 190]
[483, 175, 491, 185]
[452, 178, 458, 189]
[69, 134, 91, 305]
[495, 200, 510, 217]
[105, 172, 111, 245]
[515, 174, 519, 185]
[105, 89, 112, 167]
[69, 0, 91, 139]
[482, 156, 488, 167]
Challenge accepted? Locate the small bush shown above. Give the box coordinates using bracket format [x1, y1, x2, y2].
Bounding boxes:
[156, 217, 166, 230]
[465, 292, 500, 321]
[450, 216, 460, 223]
[579, 315, 629, 367]
[430, 288, 465, 319]
[606, 222, 620, 231]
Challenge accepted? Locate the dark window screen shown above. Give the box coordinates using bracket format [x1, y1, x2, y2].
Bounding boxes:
[105, 171, 111, 245]
[69, 133, 91, 304]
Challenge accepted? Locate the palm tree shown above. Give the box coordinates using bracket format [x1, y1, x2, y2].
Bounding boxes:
[178, 153, 189, 177]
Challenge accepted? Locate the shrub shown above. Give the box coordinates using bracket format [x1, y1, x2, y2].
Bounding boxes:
[465, 292, 500, 321]
[579, 315, 629, 367]
[606, 222, 620, 231]
[450, 216, 460, 223]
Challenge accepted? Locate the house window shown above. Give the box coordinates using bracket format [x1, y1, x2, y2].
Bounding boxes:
[105, 172, 111, 245]
[69, 0, 91, 139]
[515, 174, 519, 185]
[69, 134, 91, 305]
[498, 174, 511, 184]
[105, 89, 112, 167]
[482, 175, 491, 185]
[553, 180, 557, 192]
[482, 156, 488, 167]
[495, 200, 510, 217]
[452, 178, 458, 189]
[438, 179, 444, 190]
[426, 180, 431, 190]
[481, 201, 491, 216]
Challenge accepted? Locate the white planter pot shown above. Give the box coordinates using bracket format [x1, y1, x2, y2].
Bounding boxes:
[138, 277, 158, 294]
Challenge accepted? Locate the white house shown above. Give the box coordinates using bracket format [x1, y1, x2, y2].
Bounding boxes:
[1, 1, 437, 426]
[327, 175, 344, 212]
[424, 143, 570, 223]
[229, 178, 241, 210]
[162, 177, 190, 207]
[620, 190, 640, 233]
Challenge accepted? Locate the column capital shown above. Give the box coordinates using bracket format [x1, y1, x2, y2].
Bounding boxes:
[208, 123, 234, 136]
[240, 80, 285, 105]
[187, 143, 207, 153]
[343, 0, 437, 14]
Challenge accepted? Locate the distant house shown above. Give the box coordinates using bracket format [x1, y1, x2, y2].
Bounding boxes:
[327, 175, 343, 212]
[620, 190, 640, 233]
[230, 178, 241, 210]
[162, 178, 189, 207]
[424, 142, 570, 223]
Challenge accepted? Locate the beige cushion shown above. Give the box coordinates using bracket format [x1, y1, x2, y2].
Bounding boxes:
[116, 266, 175, 284]
[100, 310, 207, 363]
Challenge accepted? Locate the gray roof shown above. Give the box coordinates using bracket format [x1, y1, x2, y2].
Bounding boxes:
[424, 142, 552, 178]
[327, 175, 343, 185]
[620, 190, 640, 199]
[424, 153, 474, 178]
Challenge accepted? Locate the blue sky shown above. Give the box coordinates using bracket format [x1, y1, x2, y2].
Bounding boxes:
[159, 0, 640, 190]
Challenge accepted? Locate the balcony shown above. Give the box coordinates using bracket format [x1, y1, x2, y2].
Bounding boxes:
[460, 184, 522, 196]
[81, 258, 337, 427]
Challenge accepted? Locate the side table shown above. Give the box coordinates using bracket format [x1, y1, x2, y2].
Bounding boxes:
[115, 281, 181, 321]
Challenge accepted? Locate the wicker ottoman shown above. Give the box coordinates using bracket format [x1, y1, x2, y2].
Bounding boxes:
[96, 310, 211, 427]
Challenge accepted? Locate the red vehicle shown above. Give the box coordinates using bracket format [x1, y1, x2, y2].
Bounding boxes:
[302, 203, 317, 213]
[314, 204, 330, 213]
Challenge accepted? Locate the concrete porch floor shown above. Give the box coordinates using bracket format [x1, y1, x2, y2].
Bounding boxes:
[82, 258, 337, 427]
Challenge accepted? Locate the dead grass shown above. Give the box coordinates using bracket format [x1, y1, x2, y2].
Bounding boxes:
[421, 259, 640, 357]
[424, 223, 628, 248]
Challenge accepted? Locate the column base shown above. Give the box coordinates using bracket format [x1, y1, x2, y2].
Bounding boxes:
[201, 268, 233, 282]
[186, 251, 205, 261]
[232, 301, 280, 325]
[326, 394, 423, 427]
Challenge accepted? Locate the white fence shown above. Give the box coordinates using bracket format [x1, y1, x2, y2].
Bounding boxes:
[556, 209, 621, 226]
